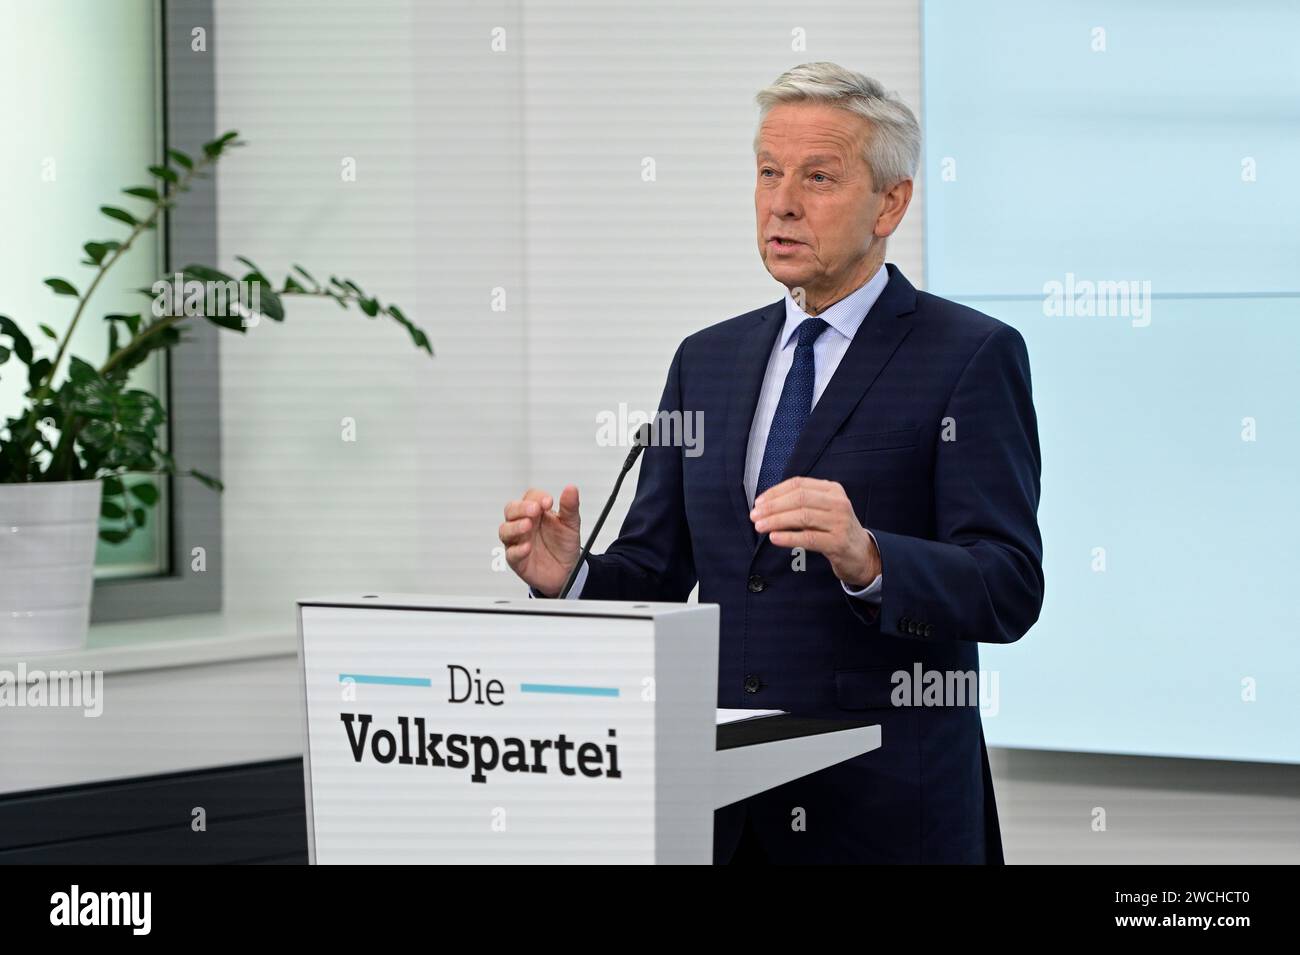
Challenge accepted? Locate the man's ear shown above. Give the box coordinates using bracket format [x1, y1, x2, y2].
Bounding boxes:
[873, 178, 914, 238]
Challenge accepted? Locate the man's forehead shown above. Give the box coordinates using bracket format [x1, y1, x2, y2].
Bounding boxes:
[756, 106, 869, 162]
[756, 148, 849, 168]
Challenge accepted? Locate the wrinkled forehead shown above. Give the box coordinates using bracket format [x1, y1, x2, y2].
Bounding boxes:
[754, 103, 872, 167]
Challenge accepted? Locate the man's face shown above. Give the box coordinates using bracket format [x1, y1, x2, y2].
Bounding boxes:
[754, 102, 888, 304]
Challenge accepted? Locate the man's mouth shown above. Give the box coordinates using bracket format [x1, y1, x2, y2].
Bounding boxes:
[768, 236, 804, 251]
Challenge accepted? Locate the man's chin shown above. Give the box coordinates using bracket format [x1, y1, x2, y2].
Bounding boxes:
[765, 263, 812, 290]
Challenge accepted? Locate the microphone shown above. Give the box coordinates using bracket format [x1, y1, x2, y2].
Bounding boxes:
[557, 423, 653, 599]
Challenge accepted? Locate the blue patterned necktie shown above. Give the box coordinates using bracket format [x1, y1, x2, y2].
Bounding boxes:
[755, 316, 830, 500]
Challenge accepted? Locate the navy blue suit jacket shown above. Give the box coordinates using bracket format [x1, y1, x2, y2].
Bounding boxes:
[577, 264, 1044, 863]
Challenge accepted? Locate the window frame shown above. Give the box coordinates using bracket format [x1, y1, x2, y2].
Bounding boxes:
[91, 0, 222, 623]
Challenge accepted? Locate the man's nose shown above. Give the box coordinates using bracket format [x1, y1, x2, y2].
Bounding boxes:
[770, 176, 802, 218]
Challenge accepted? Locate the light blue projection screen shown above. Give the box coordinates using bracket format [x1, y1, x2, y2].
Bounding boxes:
[922, 0, 1300, 762]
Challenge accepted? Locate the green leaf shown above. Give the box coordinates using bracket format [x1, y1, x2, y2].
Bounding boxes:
[0, 345, 9, 365]
[181, 264, 237, 284]
[39, 324, 57, 340]
[204, 312, 246, 332]
[27, 357, 51, 393]
[410, 329, 432, 354]
[234, 255, 266, 276]
[105, 313, 142, 336]
[359, 297, 380, 317]
[282, 275, 306, 293]
[147, 164, 179, 184]
[132, 507, 147, 528]
[128, 481, 159, 505]
[101, 206, 138, 227]
[104, 332, 161, 383]
[246, 280, 284, 321]
[202, 132, 240, 158]
[68, 355, 98, 380]
[384, 304, 433, 355]
[82, 240, 120, 265]
[0, 317, 34, 365]
[166, 148, 193, 169]
[101, 499, 125, 519]
[44, 278, 79, 296]
[189, 468, 224, 492]
[292, 263, 319, 288]
[99, 528, 131, 544]
[102, 476, 125, 496]
[121, 390, 164, 429]
[115, 431, 153, 464]
[123, 186, 160, 201]
[176, 266, 249, 328]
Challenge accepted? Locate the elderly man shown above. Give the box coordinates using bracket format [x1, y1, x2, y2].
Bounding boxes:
[499, 62, 1043, 864]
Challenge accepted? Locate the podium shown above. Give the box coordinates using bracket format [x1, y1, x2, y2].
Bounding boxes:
[297, 594, 880, 864]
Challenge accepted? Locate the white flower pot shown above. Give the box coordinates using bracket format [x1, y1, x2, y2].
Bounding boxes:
[0, 479, 101, 655]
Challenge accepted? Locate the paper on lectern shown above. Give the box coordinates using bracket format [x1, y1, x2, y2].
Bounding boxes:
[715, 708, 785, 725]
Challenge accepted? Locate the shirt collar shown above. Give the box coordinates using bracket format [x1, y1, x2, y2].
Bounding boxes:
[779, 263, 889, 348]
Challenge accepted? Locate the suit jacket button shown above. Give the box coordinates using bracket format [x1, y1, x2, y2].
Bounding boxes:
[923, 624, 934, 637]
[743, 674, 762, 694]
[907, 621, 918, 635]
[899, 615, 911, 630]
[747, 574, 766, 593]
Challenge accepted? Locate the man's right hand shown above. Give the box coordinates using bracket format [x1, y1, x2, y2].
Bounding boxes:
[499, 485, 582, 597]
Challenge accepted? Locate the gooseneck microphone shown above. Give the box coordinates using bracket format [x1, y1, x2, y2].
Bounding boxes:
[557, 423, 653, 599]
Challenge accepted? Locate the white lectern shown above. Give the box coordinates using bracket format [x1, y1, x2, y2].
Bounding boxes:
[297, 594, 879, 864]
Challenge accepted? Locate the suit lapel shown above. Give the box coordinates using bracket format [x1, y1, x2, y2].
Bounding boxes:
[724, 263, 920, 557]
[723, 299, 785, 550]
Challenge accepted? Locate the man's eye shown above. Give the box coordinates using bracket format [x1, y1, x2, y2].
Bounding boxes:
[760, 168, 776, 177]
[811, 173, 830, 183]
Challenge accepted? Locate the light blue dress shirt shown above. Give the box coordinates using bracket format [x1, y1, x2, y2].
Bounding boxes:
[533, 264, 888, 602]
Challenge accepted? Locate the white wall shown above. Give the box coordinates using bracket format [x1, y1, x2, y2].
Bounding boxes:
[213, 0, 1300, 863]
[216, 0, 526, 620]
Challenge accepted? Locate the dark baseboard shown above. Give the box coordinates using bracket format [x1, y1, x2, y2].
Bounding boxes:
[0, 758, 308, 865]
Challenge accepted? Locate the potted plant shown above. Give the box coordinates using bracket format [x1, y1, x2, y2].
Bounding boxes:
[0, 131, 432, 654]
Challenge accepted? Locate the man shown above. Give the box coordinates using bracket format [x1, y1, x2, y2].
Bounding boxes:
[498, 62, 1043, 863]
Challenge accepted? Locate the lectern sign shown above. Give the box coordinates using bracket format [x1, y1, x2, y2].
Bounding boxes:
[337, 666, 626, 785]
[298, 597, 717, 863]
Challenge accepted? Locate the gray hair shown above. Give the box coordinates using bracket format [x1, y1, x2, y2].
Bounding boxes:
[754, 61, 921, 190]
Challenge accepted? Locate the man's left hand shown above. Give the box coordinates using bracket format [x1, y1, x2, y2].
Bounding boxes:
[750, 477, 880, 587]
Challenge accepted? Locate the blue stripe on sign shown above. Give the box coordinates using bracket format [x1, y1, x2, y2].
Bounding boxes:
[339, 674, 432, 687]
[520, 683, 619, 698]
